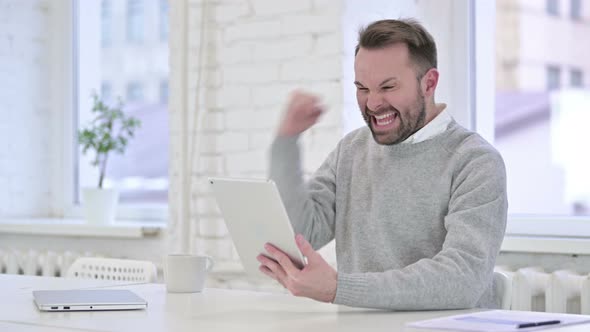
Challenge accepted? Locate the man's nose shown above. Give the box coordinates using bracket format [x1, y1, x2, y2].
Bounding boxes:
[366, 92, 384, 112]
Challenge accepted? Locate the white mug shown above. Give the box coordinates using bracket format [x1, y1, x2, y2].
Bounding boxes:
[165, 254, 215, 293]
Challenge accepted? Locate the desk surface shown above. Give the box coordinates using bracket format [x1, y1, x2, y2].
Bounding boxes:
[1, 274, 589, 332]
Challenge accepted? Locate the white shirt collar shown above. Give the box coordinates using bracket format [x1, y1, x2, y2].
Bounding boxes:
[401, 108, 452, 144]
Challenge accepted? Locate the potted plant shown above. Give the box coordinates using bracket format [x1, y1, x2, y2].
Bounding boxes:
[78, 93, 141, 224]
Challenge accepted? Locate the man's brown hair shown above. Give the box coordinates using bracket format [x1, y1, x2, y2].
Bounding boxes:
[355, 19, 437, 78]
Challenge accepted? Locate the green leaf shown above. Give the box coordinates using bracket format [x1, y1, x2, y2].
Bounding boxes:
[77, 92, 142, 187]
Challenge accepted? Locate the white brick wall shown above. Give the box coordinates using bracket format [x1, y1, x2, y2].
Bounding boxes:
[0, 0, 53, 217]
[250, 0, 312, 17]
[169, 0, 344, 288]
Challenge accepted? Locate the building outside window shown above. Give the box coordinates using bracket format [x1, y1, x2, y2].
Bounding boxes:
[495, 0, 590, 217]
[76, 0, 169, 210]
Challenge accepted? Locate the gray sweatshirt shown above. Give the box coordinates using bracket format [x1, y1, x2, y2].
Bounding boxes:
[269, 119, 507, 310]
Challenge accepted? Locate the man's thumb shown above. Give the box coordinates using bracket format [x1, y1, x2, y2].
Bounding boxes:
[296, 234, 318, 261]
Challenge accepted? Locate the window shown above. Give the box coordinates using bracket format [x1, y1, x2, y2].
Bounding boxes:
[126, 81, 144, 102]
[101, 0, 111, 47]
[159, 80, 168, 104]
[570, 0, 582, 20]
[495, 2, 590, 218]
[547, 0, 560, 16]
[101, 81, 112, 102]
[546, 65, 561, 91]
[127, 0, 144, 43]
[159, 0, 168, 42]
[571, 69, 584, 87]
[75, 0, 169, 211]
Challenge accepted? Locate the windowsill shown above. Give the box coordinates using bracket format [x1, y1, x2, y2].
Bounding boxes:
[0, 218, 165, 239]
[501, 235, 590, 255]
[3, 219, 590, 254]
[499, 216, 590, 255]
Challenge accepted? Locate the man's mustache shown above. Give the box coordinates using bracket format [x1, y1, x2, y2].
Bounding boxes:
[364, 106, 400, 116]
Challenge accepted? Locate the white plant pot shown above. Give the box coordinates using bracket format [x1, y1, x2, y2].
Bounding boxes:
[81, 188, 119, 224]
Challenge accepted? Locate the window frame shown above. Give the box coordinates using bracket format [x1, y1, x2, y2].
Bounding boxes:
[55, 0, 167, 222]
[472, 1, 590, 251]
[341, 0, 590, 249]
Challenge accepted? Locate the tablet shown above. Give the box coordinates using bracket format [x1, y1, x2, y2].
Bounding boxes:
[209, 177, 306, 278]
[33, 289, 147, 311]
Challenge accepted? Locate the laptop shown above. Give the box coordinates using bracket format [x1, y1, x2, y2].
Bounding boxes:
[209, 177, 306, 278]
[33, 289, 147, 311]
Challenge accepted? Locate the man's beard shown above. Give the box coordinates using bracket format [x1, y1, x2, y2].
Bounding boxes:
[362, 90, 426, 145]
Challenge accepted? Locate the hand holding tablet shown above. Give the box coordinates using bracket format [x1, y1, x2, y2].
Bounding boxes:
[209, 177, 306, 278]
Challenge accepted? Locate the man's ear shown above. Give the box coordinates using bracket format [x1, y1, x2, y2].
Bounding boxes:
[421, 68, 439, 98]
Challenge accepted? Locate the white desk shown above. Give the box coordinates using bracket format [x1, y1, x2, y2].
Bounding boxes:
[1, 274, 588, 332]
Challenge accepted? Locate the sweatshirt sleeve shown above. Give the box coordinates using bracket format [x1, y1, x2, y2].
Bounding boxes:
[333, 146, 508, 310]
[269, 135, 338, 250]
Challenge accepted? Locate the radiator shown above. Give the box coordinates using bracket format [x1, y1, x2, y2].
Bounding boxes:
[495, 266, 590, 314]
[0, 249, 94, 277]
